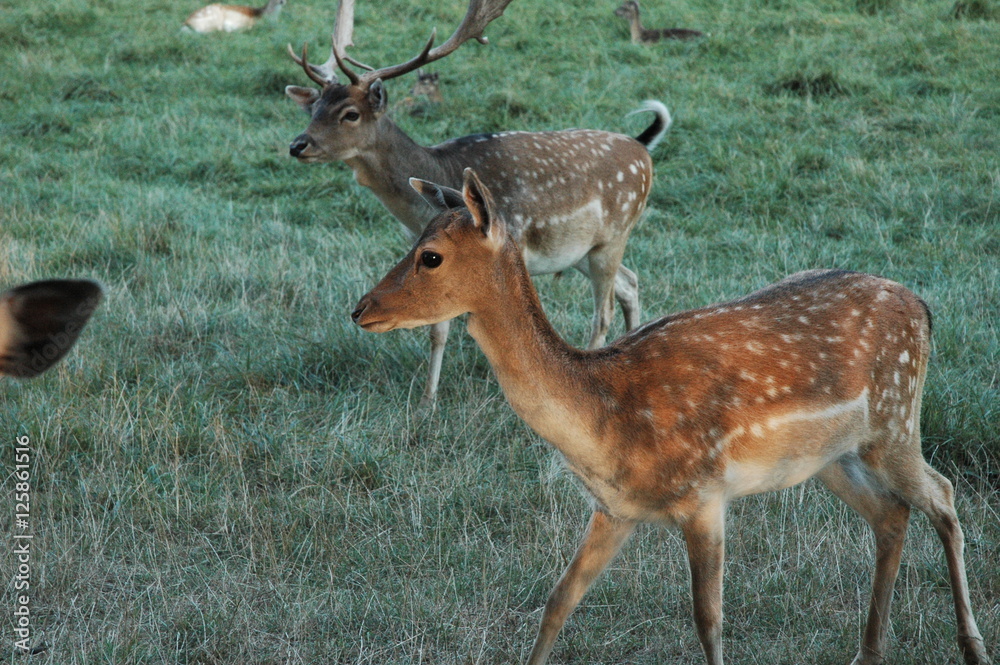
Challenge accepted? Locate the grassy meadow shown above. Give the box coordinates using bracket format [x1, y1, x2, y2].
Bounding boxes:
[1, 0, 998, 662]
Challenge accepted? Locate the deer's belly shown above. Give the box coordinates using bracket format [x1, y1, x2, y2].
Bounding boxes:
[518, 200, 605, 275]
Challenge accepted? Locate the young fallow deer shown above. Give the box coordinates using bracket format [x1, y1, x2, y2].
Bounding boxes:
[352, 169, 991, 665]
[393, 70, 444, 117]
[182, 0, 286, 33]
[286, 0, 672, 409]
[615, 0, 704, 43]
[0, 280, 103, 378]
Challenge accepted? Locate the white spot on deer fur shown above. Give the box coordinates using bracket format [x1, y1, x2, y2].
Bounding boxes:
[629, 164, 638, 174]
[798, 316, 809, 324]
[616, 171, 624, 182]
[898, 350, 910, 364]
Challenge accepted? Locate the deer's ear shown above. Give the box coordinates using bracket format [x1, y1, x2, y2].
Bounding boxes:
[285, 86, 320, 114]
[409, 178, 465, 212]
[368, 79, 388, 115]
[462, 168, 504, 245]
[0, 279, 103, 378]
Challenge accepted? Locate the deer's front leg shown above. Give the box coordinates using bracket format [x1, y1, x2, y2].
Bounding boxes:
[418, 319, 451, 411]
[613, 264, 641, 331]
[525, 510, 636, 665]
[682, 502, 727, 665]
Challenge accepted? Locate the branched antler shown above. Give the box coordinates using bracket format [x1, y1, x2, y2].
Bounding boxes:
[289, 0, 514, 88]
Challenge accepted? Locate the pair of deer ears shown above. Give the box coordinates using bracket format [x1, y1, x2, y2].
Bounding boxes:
[285, 79, 388, 115]
[410, 169, 503, 242]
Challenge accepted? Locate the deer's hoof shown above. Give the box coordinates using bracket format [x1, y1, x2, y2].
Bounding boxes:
[959, 636, 991, 665]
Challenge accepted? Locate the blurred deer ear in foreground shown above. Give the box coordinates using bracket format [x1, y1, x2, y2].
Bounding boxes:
[182, 0, 286, 33]
[0, 280, 103, 379]
[615, 0, 704, 43]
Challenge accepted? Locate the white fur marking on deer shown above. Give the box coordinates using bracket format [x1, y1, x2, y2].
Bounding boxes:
[0, 280, 103, 379]
[182, 0, 285, 33]
[352, 168, 991, 665]
[286, 0, 672, 410]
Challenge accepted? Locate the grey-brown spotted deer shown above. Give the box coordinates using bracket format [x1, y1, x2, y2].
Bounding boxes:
[286, 0, 672, 409]
[615, 0, 704, 43]
[352, 169, 991, 665]
[0, 280, 102, 378]
[182, 0, 285, 33]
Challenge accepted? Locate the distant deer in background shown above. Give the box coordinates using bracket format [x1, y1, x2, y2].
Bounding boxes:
[183, 0, 286, 33]
[409, 71, 444, 104]
[615, 0, 704, 43]
[0, 280, 103, 378]
[393, 71, 444, 117]
[286, 0, 673, 410]
[352, 168, 992, 665]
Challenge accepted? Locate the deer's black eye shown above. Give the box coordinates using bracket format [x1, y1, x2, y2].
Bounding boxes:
[342, 110, 360, 122]
[421, 251, 443, 268]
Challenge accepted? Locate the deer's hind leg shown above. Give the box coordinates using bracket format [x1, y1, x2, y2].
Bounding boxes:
[882, 457, 990, 664]
[817, 455, 911, 665]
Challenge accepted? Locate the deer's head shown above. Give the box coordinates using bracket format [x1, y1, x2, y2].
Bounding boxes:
[286, 0, 512, 162]
[615, 0, 640, 19]
[352, 169, 508, 332]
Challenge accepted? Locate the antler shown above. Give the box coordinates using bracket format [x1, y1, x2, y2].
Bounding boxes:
[287, 42, 336, 87]
[291, 0, 514, 88]
[287, 0, 373, 87]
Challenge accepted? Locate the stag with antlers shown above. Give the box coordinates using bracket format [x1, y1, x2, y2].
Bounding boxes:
[286, 0, 673, 410]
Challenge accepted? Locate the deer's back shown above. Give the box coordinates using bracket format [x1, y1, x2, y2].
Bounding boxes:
[564, 270, 931, 520]
[432, 129, 652, 254]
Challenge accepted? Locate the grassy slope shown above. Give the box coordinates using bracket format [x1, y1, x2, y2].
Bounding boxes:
[0, 0, 998, 662]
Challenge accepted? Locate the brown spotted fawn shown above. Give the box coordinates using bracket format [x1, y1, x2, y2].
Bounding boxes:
[352, 168, 991, 665]
[182, 0, 285, 33]
[615, 0, 704, 43]
[286, 0, 672, 410]
[0, 280, 102, 378]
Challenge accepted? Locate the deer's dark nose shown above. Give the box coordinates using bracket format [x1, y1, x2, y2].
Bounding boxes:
[351, 300, 368, 324]
[289, 135, 312, 158]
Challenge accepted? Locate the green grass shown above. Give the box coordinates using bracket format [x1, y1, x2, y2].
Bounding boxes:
[1, 0, 998, 662]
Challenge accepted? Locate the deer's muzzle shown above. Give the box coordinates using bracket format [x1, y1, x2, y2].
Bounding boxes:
[289, 134, 314, 159]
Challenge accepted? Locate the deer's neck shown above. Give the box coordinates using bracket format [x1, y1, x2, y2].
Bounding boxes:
[466, 247, 609, 470]
[628, 15, 645, 42]
[346, 118, 452, 236]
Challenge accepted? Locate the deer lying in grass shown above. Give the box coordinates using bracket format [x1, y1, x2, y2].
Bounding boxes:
[352, 168, 991, 665]
[287, 0, 672, 409]
[393, 70, 444, 117]
[183, 0, 285, 33]
[615, 0, 704, 43]
[0, 280, 103, 378]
